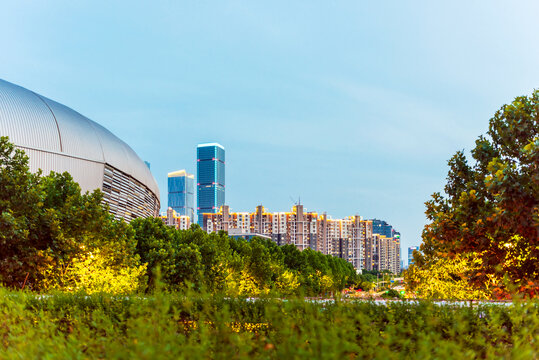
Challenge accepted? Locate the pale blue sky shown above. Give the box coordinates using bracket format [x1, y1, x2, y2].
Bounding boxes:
[2, 1, 539, 264]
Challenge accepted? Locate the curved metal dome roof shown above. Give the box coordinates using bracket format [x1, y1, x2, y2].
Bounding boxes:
[0, 78, 159, 198]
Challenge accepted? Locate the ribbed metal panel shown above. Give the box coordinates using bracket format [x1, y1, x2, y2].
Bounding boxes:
[0, 78, 160, 219]
[0, 80, 61, 152]
[22, 147, 105, 193]
[39, 97, 105, 163]
[88, 121, 159, 197]
[102, 164, 159, 221]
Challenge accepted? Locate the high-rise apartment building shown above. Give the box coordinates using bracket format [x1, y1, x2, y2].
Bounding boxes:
[201, 204, 401, 273]
[203, 204, 316, 250]
[364, 229, 375, 271]
[201, 205, 402, 273]
[197, 143, 225, 224]
[160, 207, 192, 230]
[365, 232, 400, 273]
[316, 214, 367, 268]
[168, 170, 195, 221]
[388, 234, 401, 274]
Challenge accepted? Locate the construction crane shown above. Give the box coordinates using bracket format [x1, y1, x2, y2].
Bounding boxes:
[289, 196, 301, 206]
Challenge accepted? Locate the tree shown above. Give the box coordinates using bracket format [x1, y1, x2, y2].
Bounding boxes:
[274, 269, 300, 295]
[410, 91, 539, 298]
[131, 217, 179, 289]
[405, 253, 490, 300]
[0, 136, 144, 291]
[0, 137, 43, 288]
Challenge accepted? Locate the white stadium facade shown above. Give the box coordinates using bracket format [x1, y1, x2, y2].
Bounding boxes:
[0, 79, 160, 221]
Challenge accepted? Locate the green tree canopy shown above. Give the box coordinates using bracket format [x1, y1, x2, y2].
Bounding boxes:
[0, 136, 143, 292]
[409, 90, 539, 298]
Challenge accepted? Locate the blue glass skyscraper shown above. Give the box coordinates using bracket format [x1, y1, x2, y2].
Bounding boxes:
[371, 219, 394, 238]
[168, 170, 195, 221]
[197, 143, 225, 224]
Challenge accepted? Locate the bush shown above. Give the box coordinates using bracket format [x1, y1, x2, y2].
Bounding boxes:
[381, 289, 403, 299]
[1, 287, 538, 358]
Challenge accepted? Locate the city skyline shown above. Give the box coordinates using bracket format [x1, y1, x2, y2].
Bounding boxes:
[200, 203, 401, 272]
[170, 142, 404, 265]
[3, 2, 539, 263]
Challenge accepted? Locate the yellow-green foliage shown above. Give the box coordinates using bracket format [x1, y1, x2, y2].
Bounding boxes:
[225, 269, 270, 296]
[405, 253, 490, 300]
[42, 248, 146, 294]
[320, 274, 335, 294]
[275, 270, 300, 295]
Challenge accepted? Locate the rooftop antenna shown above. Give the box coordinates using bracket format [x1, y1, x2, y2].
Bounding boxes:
[289, 196, 301, 206]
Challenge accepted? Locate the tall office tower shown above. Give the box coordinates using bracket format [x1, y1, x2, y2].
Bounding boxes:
[197, 143, 225, 224]
[168, 170, 195, 221]
[371, 219, 394, 237]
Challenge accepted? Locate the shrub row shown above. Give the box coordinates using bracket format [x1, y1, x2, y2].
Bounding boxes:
[1, 287, 537, 359]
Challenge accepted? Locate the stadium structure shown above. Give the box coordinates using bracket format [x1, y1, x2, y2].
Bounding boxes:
[0, 79, 160, 221]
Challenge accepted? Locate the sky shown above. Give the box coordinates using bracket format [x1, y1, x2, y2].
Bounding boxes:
[2, 1, 539, 265]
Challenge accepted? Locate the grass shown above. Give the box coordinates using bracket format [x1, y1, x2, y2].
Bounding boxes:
[1, 287, 538, 359]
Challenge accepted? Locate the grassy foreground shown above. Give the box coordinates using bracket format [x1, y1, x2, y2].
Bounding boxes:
[1, 288, 538, 359]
